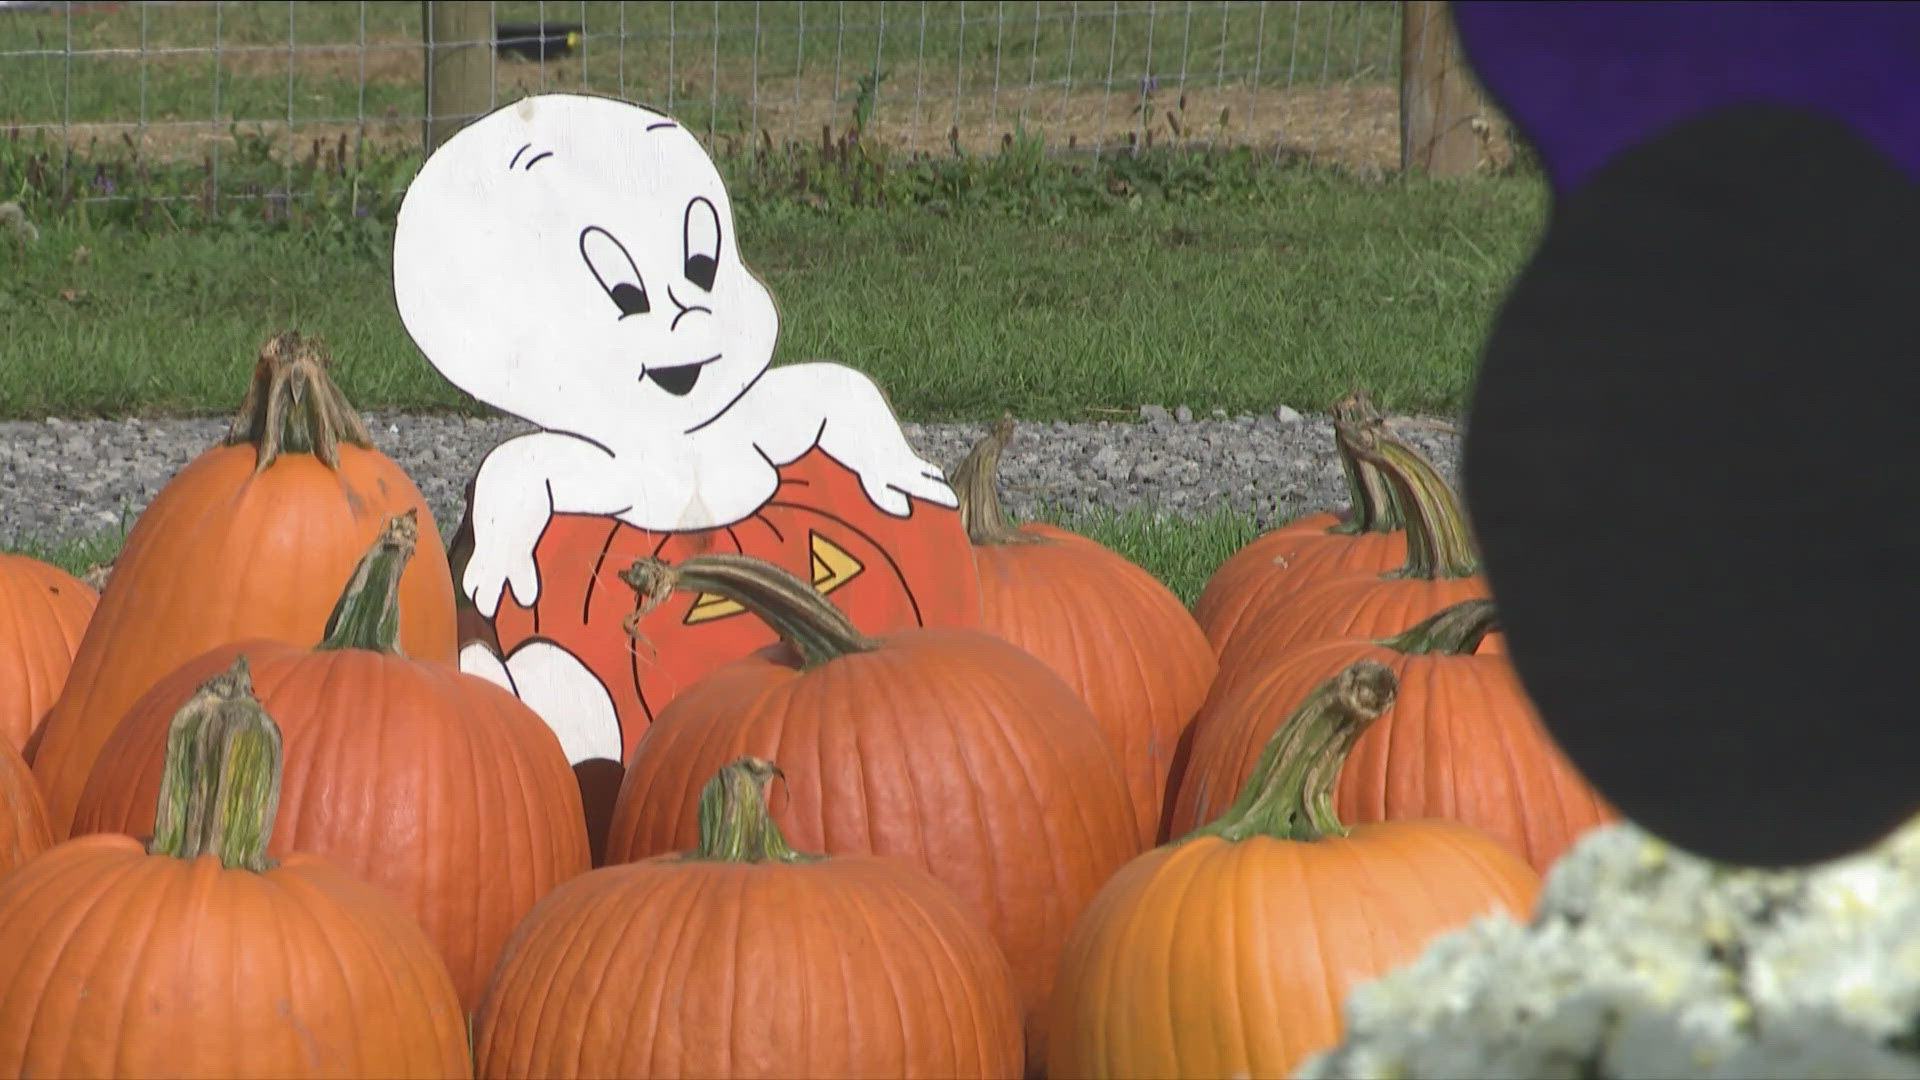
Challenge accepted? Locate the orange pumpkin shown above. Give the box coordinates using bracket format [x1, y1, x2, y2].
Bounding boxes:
[951, 418, 1216, 848]
[70, 512, 589, 1012]
[1191, 393, 1409, 655]
[32, 333, 458, 838]
[0, 659, 472, 1078]
[0, 554, 96, 755]
[0, 742, 51, 878]
[602, 553, 1139, 1075]
[1048, 661, 1540, 1080]
[1213, 418, 1498, 695]
[475, 756, 1025, 1080]
[1170, 599, 1614, 870]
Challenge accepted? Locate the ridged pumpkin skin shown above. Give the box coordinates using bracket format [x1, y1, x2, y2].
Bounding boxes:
[0, 839, 474, 1079]
[1048, 820, 1537, 1079]
[32, 334, 457, 839]
[953, 421, 1216, 849]
[0, 554, 97, 754]
[476, 759, 1025, 1080]
[1190, 512, 1407, 653]
[0, 664, 471, 1080]
[70, 517, 588, 1012]
[1047, 662, 1540, 1080]
[604, 555, 1141, 1075]
[1170, 601, 1615, 871]
[1217, 574, 1491, 689]
[0, 743, 52, 877]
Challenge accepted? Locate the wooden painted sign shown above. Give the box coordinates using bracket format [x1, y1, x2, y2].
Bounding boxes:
[392, 93, 982, 789]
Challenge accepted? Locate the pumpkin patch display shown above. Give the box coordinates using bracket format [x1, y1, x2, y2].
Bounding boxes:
[0, 553, 96, 755]
[0, 660, 472, 1078]
[1047, 661, 1540, 1080]
[0, 742, 51, 878]
[474, 756, 1025, 1080]
[602, 552, 1139, 1075]
[1169, 598, 1614, 871]
[1190, 392, 1408, 656]
[70, 512, 590, 1012]
[395, 94, 980, 865]
[1212, 417, 1498, 696]
[30, 332, 457, 838]
[950, 417, 1216, 847]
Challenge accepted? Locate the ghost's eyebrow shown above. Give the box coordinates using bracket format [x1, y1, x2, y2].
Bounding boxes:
[646, 121, 677, 131]
[508, 143, 554, 171]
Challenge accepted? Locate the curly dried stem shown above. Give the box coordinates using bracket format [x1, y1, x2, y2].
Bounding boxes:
[685, 757, 822, 864]
[316, 511, 417, 655]
[1185, 661, 1398, 844]
[148, 655, 285, 872]
[949, 414, 1049, 547]
[224, 331, 374, 475]
[1336, 419, 1480, 580]
[620, 553, 881, 669]
[1328, 390, 1403, 535]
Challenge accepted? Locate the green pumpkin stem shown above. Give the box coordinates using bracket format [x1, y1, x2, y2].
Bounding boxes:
[685, 757, 822, 864]
[1185, 660, 1399, 844]
[1335, 419, 1479, 580]
[950, 414, 1047, 547]
[1327, 390, 1404, 535]
[224, 331, 375, 475]
[621, 553, 881, 669]
[1379, 598, 1500, 655]
[316, 510, 417, 655]
[148, 655, 285, 872]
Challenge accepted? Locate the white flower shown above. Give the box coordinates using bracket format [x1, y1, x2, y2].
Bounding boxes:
[1294, 819, 1920, 1080]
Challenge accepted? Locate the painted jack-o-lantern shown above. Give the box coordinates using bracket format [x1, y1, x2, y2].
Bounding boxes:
[459, 446, 981, 745]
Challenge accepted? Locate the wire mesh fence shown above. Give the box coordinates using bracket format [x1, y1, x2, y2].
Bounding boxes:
[1, 1, 1416, 209]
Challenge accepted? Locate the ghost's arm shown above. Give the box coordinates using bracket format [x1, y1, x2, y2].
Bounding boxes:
[750, 363, 958, 516]
[462, 432, 630, 617]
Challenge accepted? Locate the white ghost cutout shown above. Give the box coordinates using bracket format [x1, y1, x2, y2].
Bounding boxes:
[393, 93, 957, 621]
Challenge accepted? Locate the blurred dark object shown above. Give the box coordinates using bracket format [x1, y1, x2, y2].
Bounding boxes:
[495, 22, 581, 62]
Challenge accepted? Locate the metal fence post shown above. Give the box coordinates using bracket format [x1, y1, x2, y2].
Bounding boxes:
[423, 0, 494, 153]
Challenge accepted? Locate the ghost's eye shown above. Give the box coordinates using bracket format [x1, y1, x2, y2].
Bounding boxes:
[683, 197, 721, 292]
[579, 226, 650, 317]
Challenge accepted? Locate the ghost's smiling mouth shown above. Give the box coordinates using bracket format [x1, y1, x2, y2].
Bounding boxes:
[642, 354, 720, 397]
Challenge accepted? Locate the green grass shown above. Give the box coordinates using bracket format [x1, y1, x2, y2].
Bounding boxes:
[0, 163, 1545, 421]
[2, 1, 1400, 144]
[6, 502, 1266, 607]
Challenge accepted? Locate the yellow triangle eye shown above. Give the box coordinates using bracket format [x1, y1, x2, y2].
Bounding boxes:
[682, 531, 867, 625]
[809, 531, 863, 592]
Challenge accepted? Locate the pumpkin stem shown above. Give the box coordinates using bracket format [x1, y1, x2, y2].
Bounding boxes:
[620, 553, 881, 669]
[315, 510, 417, 655]
[684, 756, 823, 864]
[147, 655, 285, 872]
[1335, 419, 1479, 580]
[1327, 390, 1404, 535]
[1378, 598, 1500, 655]
[1185, 661, 1398, 844]
[223, 331, 375, 475]
[950, 414, 1048, 547]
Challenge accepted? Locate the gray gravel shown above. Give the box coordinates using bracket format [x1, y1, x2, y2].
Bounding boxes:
[0, 404, 1464, 548]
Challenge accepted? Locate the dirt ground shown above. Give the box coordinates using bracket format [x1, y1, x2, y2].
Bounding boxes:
[23, 46, 1518, 178]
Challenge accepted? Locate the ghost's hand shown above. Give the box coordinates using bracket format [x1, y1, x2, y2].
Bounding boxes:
[861, 456, 959, 517]
[462, 534, 542, 619]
